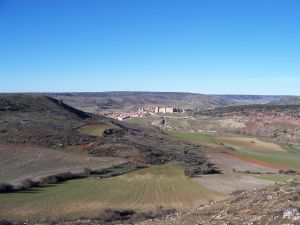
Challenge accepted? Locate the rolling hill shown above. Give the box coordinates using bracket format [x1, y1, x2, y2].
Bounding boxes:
[0, 94, 213, 181]
[48, 92, 287, 114]
[48, 92, 231, 113]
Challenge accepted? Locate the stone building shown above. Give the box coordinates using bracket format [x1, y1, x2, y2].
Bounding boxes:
[155, 106, 178, 114]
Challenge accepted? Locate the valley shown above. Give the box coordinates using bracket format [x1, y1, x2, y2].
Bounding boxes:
[0, 93, 299, 224]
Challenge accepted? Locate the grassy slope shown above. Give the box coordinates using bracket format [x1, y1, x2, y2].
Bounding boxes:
[76, 124, 118, 136]
[217, 137, 285, 152]
[166, 131, 285, 151]
[165, 131, 219, 147]
[231, 149, 300, 170]
[166, 131, 300, 170]
[0, 164, 223, 221]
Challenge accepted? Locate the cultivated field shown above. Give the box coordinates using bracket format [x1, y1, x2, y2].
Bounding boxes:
[228, 149, 300, 170]
[166, 131, 300, 171]
[0, 163, 224, 221]
[0, 145, 126, 184]
[193, 173, 274, 194]
[166, 131, 286, 152]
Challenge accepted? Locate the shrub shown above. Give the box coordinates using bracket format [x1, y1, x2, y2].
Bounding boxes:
[289, 192, 300, 201]
[40, 175, 58, 184]
[231, 189, 245, 196]
[279, 169, 297, 174]
[0, 182, 13, 193]
[97, 208, 176, 223]
[100, 209, 135, 222]
[55, 172, 73, 182]
[83, 167, 92, 176]
[40, 172, 73, 184]
[21, 178, 38, 189]
[202, 168, 221, 174]
[0, 220, 12, 225]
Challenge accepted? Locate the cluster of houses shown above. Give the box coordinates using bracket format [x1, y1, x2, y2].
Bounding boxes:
[102, 106, 183, 121]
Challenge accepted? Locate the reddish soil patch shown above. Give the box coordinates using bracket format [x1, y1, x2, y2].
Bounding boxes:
[223, 151, 288, 171]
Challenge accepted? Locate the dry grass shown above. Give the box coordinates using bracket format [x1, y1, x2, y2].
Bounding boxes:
[217, 137, 286, 152]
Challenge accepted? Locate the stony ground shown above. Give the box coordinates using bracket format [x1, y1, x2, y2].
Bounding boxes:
[137, 179, 300, 225]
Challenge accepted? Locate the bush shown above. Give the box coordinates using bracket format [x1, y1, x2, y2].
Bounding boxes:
[100, 209, 135, 222]
[40, 172, 74, 184]
[202, 168, 221, 174]
[83, 167, 92, 176]
[0, 220, 12, 225]
[279, 169, 297, 174]
[55, 172, 73, 182]
[21, 178, 38, 189]
[0, 182, 13, 193]
[40, 175, 58, 184]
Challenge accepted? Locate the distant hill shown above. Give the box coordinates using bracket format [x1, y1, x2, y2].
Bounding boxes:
[48, 92, 231, 113]
[48, 92, 285, 113]
[268, 96, 300, 105]
[213, 94, 282, 105]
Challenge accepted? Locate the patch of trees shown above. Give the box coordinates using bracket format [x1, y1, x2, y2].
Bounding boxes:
[0, 182, 13, 193]
[0, 168, 93, 193]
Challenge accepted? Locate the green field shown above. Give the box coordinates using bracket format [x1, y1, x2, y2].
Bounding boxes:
[0, 163, 223, 221]
[76, 124, 118, 137]
[166, 131, 300, 170]
[166, 131, 285, 151]
[166, 130, 219, 147]
[253, 174, 296, 182]
[231, 149, 300, 170]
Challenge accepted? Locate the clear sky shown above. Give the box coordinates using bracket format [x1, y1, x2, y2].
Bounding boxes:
[0, 0, 300, 95]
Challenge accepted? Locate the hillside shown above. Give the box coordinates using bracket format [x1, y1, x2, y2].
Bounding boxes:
[48, 92, 231, 113]
[212, 94, 282, 105]
[0, 94, 213, 178]
[138, 179, 300, 225]
[0, 94, 221, 224]
[194, 104, 300, 144]
[0, 94, 107, 148]
[269, 96, 300, 105]
[48, 92, 287, 113]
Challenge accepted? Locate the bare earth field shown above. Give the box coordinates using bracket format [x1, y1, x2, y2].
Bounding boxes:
[0, 145, 126, 185]
[205, 150, 277, 174]
[192, 173, 274, 194]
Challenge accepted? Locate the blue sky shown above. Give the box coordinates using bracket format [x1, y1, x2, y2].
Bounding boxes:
[0, 0, 300, 95]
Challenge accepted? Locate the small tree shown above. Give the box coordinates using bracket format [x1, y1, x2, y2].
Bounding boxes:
[84, 167, 92, 176]
[22, 178, 38, 189]
[0, 182, 13, 193]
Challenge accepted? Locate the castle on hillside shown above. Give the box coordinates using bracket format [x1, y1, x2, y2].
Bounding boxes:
[154, 106, 179, 114]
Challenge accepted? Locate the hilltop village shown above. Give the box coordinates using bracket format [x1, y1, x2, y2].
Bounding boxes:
[101, 106, 185, 120]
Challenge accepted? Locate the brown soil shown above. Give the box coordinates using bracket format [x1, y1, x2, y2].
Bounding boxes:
[223, 151, 288, 170]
